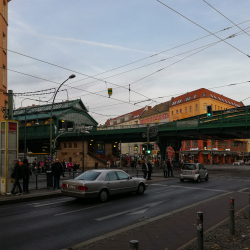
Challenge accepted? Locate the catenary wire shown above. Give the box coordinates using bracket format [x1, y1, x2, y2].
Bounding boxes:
[156, 0, 250, 58]
[203, 0, 250, 38]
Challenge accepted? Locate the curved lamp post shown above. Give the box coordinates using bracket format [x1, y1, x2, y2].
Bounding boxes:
[50, 74, 76, 158]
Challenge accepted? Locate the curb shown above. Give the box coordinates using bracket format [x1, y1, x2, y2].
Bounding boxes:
[176, 204, 248, 250]
[61, 191, 234, 250]
[0, 191, 63, 206]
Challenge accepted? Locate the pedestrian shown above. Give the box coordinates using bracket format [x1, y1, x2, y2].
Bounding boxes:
[11, 160, 23, 195]
[73, 162, 77, 175]
[95, 160, 98, 169]
[147, 160, 153, 180]
[131, 160, 134, 170]
[62, 159, 66, 172]
[142, 160, 149, 179]
[167, 159, 174, 177]
[162, 160, 168, 178]
[67, 161, 72, 176]
[52, 158, 63, 190]
[22, 158, 30, 194]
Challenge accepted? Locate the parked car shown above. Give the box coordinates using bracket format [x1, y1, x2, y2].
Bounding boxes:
[233, 160, 244, 166]
[245, 160, 250, 165]
[180, 163, 209, 183]
[61, 169, 148, 202]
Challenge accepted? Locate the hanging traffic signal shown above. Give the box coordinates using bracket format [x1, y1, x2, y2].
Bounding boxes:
[207, 105, 213, 117]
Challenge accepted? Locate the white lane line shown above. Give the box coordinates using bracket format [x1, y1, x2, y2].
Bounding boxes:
[237, 188, 250, 192]
[169, 185, 227, 193]
[55, 203, 112, 216]
[150, 184, 168, 187]
[148, 189, 174, 195]
[33, 198, 74, 207]
[245, 180, 250, 182]
[30, 197, 73, 206]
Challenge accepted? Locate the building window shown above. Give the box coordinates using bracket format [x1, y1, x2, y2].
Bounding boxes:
[192, 140, 198, 147]
[185, 107, 187, 113]
[2, 65, 6, 87]
[176, 110, 178, 114]
[63, 143, 67, 148]
[218, 106, 220, 110]
[180, 109, 182, 113]
[203, 93, 206, 97]
[193, 94, 197, 99]
[3, 1, 6, 19]
[2, 33, 6, 51]
[69, 157, 72, 162]
[185, 140, 191, 148]
[195, 104, 198, 111]
[68, 142, 72, 148]
[74, 142, 77, 148]
[190, 106, 192, 112]
[203, 103, 207, 110]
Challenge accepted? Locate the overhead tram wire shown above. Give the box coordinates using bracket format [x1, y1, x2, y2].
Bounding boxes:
[65, 19, 250, 86]
[75, 27, 250, 99]
[203, 0, 250, 38]
[156, 0, 250, 58]
[2, 20, 249, 95]
[132, 80, 250, 104]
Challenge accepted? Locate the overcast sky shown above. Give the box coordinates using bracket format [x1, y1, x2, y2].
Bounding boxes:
[8, 0, 250, 124]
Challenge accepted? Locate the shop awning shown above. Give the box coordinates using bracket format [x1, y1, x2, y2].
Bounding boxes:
[181, 151, 190, 155]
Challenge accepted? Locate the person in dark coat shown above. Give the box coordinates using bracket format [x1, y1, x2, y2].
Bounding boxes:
[167, 159, 174, 177]
[147, 160, 153, 180]
[142, 160, 149, 179]
[22, 159, 30, 194]
[95, 161, 98, 169]
[11, 160, 23, 194]
[162, 160, 168, 178]
[52, 158, 63, 190]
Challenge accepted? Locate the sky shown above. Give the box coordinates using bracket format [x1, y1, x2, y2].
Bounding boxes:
[8, 0, 250, 124]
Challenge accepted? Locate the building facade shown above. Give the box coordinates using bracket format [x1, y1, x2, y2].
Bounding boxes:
[0, 0, 10, 120]
[169, 88, 246, 164]
[169, 88, 243, 122]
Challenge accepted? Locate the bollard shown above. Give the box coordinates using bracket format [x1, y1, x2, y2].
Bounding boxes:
[229, 197, 235, 234]
[36, 174, 38, 190]
[130, 240, 139, 250]
[249, 191, 250, 220]
[197, 211, 203, 250]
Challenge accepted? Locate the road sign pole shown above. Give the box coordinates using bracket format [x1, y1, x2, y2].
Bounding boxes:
[130, 240, 139, 250]
[229, 197, 235, 234]
[197, 211, 203, 250]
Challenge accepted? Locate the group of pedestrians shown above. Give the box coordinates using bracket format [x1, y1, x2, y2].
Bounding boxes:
[162, 159, 174, 178]
[10, 158, 74, 195]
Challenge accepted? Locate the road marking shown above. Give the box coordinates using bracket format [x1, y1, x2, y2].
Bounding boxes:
[95, 200, 168, 221]
[169, 185, 227, 193]
[55, 203, 112, 216]
[34, 198, 74, 207]
[148, 189, 174, 195]
[127, 208, 149, 215]
[150, 184, 168, 187]
[237, 188, 250, 192]
[245, 180, 250, 182]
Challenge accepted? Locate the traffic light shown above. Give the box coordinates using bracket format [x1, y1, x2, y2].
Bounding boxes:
[206, 105, 213, 117]
[146, 149, 151, 154]
[146, 144, 152, 154]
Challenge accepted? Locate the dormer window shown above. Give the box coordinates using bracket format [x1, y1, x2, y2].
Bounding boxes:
[203, 93, 206, 97]
[177, 99, 182, 104]
[172, 101, 177, 106]
[210, 94, 213, 98]
[185, 97, 191, 101]
[193, 95, 197, 99]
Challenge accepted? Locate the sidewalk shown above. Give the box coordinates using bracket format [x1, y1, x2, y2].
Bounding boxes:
[69, 191, 248, 250]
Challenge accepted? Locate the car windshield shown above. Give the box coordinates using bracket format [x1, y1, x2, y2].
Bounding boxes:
[75, 171, 101, 181]
[182, 164, 196, 170]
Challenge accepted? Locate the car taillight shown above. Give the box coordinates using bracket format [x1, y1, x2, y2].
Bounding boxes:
[62, 184, 67, 188]
[195, 170, 197, 173]
[78, 186, 88, 191]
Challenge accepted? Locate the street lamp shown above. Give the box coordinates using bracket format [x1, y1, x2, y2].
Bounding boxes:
[50, 74, 76, 158]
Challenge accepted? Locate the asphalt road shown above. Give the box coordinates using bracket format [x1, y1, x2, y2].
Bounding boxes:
[1, 165, 250, 250]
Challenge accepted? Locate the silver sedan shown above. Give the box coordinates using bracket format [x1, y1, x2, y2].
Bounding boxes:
[61, 169, 148, 202]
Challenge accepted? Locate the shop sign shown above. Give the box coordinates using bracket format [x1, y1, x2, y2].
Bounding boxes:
[212, 148, 218, 150]
[190, 148, 199, 150]
[207, 146, 211, 149]
[225, 149, 230, 151]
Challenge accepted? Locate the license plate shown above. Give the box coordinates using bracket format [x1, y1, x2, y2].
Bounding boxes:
[68, 185, 76, 189]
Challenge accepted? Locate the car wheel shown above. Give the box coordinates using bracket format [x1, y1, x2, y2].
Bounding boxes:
[197, 176, 201, 183]
[136, 183, 145, 195]
[99, 189, 109, 202]
[180, 179, 184, 182]
[205, 175, 209, 181]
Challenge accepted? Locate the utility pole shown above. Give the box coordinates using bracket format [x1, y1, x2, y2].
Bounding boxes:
[211, 139, 213, 165]
[8, 90, 13, 120]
